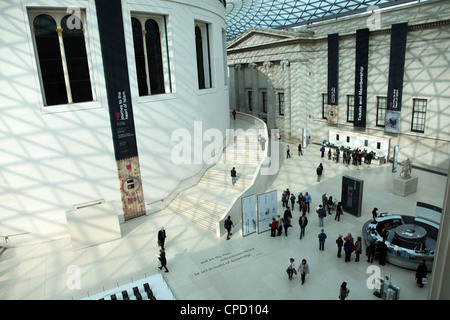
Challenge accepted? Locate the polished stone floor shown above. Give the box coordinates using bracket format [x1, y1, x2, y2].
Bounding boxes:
[0, 135, 446, 300]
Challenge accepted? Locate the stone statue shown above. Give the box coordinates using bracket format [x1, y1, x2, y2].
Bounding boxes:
[400, 158, 412, 179]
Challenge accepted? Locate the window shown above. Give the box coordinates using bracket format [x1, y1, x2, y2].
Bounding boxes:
[131, 15, 171, 96]
[195, 22, 212, 89]
[411, 99, 427, 133]
[278, 92, 285, 116]
[262, 91, 267, 113]
[347, 95, 354, 123]
[31, 11, 93, 106]
[376, 96, 387, 127]
[247, 90, 252, 112]
[322, 93, 328, 119]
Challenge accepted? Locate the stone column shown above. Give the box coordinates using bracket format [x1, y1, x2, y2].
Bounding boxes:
[236, 64, 244, 112]
[263, 61, 275, 131]
[428, 162, 450, 299]
[229, 65, 237, 110]
[281, 60, 291, 141]
[249, 62, 259, 117]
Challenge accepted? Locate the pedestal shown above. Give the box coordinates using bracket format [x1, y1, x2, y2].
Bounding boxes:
[393, 176, 418, 197]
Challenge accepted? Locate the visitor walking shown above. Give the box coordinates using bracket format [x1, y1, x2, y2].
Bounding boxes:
[298, 213, 308, 239]
[158, 249, 169, 273]
[286, 145, 291, 158]
[415, 259, 428, 288]
[286, 258, 296, 279]
[270, 217, 278, 237]
[366, 242, 376, 263]
[354, 237, 362, 262]
[290, 193, 296, 210]
[283, 207, 292, 236]
[376, 240, 387, 266]
[224, 216, 234, 240]
[344, 237, 355, 262]
[316, 164, 323, 182]
[318, 229, 327, 251]
[297, 259, 310, 285]
[304, 192, 311, 213]
[316, 205, 326, 227]
[298, 143, 303, 156]
[231, 167, 237, 185]
[339, 282, 350, 300]
[335, 201, 343, 221]
[277, 215, 283, 236]
[336, 234, 344, 258]
[158, 227, 166, 250]
[281, 190, 288, 207]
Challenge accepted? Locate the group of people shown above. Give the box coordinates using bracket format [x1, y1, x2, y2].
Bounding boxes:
[335, 233, 363, 262]
[281, 189, 312, 214]
[323, 146, 376, 166]
[286, 257, 310, 285]
[157, 227, 169, 273]
[286, 143, 304, 158]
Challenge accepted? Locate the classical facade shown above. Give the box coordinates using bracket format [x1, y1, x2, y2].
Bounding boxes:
[227, 0, 450, 172]
[0, 0, 229, 245]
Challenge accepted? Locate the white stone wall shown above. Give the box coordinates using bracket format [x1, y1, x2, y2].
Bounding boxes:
[0, 0, 229, 245]
[227, 0, 450, 171]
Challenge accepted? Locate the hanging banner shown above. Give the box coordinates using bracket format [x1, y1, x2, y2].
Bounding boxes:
[327, 33, 339, 106]
[354, 28, 369, 128]
[96, 0, 146, 220]
[385, 22, 408, 133]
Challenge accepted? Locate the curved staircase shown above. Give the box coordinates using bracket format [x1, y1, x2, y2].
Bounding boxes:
[164, 118, 266, 233]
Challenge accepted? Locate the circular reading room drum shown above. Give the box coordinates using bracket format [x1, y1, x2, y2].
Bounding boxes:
[394, 224, 427, 250]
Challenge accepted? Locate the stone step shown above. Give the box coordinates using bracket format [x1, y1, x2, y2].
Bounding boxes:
[168, 194, 228, 214]
[165, 206, 217, 232]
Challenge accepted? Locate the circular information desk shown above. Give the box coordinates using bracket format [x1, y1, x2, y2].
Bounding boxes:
[394, 224, 427, 249]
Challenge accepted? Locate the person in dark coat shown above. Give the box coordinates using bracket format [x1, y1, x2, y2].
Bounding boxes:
[158, 249, 169, 272]
[224, 216, 234, 240]
[316, 165, 323, 182]
[376, 240, 388, 266]
[158, 227, 166, 250]
[336, 234, 344, 258]
[366, 242, 376, 263]
[298, 213, 308, 239]
[415, 259, 428, 287]
[283, 207, 292, 236]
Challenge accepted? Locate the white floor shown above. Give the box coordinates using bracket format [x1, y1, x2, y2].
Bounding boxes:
[0, 129, 446, 300]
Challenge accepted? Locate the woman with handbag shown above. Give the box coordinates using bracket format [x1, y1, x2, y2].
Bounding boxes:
[297, 259, 310, 285]
[286, 258, 296, 279]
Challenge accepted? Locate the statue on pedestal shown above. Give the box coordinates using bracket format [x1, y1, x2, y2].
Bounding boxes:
[400, 158, 412, 179]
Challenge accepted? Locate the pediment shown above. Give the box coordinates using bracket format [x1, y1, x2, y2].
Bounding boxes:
[227, 28, 300, 50]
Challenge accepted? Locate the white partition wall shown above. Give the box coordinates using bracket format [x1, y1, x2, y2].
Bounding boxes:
[65, 201, 122, 250]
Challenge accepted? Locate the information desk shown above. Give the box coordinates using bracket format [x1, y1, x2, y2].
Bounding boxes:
[362, 214, 436, 270]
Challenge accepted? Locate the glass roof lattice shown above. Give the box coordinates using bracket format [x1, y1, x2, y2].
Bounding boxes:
[225, 0, 420, 41]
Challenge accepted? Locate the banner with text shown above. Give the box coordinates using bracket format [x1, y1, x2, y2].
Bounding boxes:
[385, 22, 408, 133]
[96, 0, 146, 220]
[354, 28, 369, 128]
[327, 33, 339, 106]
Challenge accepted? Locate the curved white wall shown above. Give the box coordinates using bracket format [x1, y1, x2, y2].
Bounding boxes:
[0, 0, 229, 246]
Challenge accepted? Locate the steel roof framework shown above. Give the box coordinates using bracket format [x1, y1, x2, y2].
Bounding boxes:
[225, 0, 420, 41]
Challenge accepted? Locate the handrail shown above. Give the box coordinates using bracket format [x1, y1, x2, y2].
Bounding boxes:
[215, 111, 270, 237]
